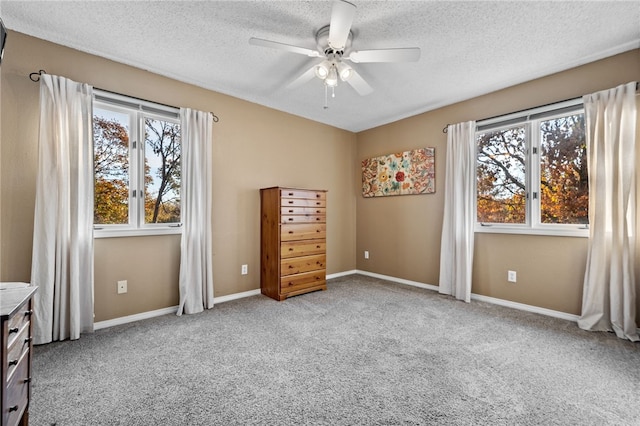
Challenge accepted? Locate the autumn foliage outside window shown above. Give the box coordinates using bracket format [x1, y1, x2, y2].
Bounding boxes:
[477, 126, 527, 223]
[94, 113, 130, 224]
[538, 114, 588, 224]
[93, 99, 181, 230]
[476, 108, 588, 230]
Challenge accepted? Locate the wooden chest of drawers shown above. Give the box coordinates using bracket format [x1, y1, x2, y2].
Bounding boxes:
[1, 285, 37, 426]
[260, 187, 327, 301]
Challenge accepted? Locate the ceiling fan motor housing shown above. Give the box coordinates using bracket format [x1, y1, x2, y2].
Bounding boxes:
[316, 25, 352, 58]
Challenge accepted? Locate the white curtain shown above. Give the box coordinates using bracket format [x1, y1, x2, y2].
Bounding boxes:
[578, 82, 638, 341]
[31, 74, 94, 344]
[439, 121, 477, 303]
[177, 108, 214, 315]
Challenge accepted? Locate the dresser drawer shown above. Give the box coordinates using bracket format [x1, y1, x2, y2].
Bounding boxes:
[6, 323, 30, 382]
[281, 239, 325, 258]
[280, 270, 326, 294]
[281, 224, 326, 241]
[281, 254, 326, 276]
[6, 307, 31, 348]
[5, 352, 30, 426]
[280, 206, 325, 216]
[281, 214, 326, 224]
[280, 189, 326, 201]
[280, 198, 326, 208]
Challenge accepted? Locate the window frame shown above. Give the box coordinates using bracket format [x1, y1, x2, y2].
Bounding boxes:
[475, 98, 588, 238]
[93, 90, 182, 238]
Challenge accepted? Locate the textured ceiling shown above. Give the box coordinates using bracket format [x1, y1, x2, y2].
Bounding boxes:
[2, 1, 639, 132]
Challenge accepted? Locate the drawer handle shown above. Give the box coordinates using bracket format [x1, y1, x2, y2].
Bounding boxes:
[24, 377, 32, 383]
[288, 200, 294, 204]
[288, 231, 294, 234]
[289, 248, 294, 251]
[288, 210, 294, 213]
[25, 310, 33, 316]
[9, 406, 18, 412]
[288, 218, 294, 221]
[25, 337, 33, 343]
[9, 327, 19, 334]
[315, 217, 321, 221]
[316, 194, 321, 198]
[316, 245, 321, 248]
[288, 265, 293, 269]
[288, 193, 294, 196]
[8, 359, 18, 367]
[316, 202, 321, 205]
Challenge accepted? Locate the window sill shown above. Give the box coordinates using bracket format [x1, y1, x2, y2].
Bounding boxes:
[94, 227, 182, 239]
[475, 225, 588, 238]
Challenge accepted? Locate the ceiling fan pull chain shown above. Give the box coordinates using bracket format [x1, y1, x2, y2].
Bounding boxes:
[324, 84, 329, 110]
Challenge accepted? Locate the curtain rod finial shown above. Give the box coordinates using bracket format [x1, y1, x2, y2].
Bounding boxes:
[29, 70, 46, 82]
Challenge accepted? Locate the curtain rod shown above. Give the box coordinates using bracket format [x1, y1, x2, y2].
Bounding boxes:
[29, 69, 220, 122]
[441, 81, 640, 134]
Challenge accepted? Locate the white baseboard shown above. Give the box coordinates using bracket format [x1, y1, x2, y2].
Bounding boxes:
[94, 306, 179, 330]
[470, 293, 579, 322]
[214, 289, 261, 304]
[327, 269, 357, 279]
[94, 288, 262, 330]
[355, 269, 439, 292]
[95, 270, 582, 331]
[354, 269, 579, 323]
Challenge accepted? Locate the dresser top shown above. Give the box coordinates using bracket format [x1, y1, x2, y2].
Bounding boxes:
[1, 284, 37, 320]
[260, 186, 327, 192]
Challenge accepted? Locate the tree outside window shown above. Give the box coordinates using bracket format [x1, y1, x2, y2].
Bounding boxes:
[144, 118, 181, 224]
[93, 102, 181, 231]
[539, 114, 588, 224]
[476, 110, 587, 232]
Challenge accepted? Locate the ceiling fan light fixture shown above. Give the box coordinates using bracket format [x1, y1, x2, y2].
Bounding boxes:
[336, 62, 352, 81]
[315, 62, 330, 79]
[325, 65, 339, 87]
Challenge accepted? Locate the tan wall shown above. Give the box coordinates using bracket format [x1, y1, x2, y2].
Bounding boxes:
[2, 30, 638, 324]
[1, 31, 357, 321]
[356, 49, 640, 317]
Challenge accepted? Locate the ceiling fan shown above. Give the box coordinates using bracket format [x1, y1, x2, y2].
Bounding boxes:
[249, 0, 420, 106]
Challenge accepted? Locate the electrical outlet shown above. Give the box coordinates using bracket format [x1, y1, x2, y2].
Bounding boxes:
[364, 251, 369, 259]
[117, 280, 128, 294]
[507, 270, 517, 283]
[241, 264, 248, 275]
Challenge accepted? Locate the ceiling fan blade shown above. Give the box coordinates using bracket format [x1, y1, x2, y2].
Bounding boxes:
[328, 0, 356, 50]
[346, 69, 373, 96]
[348, 48, 421, 63]
[249, 37, 320, 57]
[287, 65, 318, 90]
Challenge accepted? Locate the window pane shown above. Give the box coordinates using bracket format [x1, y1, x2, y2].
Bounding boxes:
[93, 108, 130, 225]
[539, 114, 588, 224]
[477, 126, 526, 223]
[144, 118, 181, 224]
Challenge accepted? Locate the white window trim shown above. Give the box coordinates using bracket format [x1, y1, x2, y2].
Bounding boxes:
[94, 226, 182, 239]
[93, 90, 182, 238]
[475, 98, 588, 238]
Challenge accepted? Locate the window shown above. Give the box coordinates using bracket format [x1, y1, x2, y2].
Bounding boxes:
[476, 100, 588, 236]
[93, 90, 181, 237]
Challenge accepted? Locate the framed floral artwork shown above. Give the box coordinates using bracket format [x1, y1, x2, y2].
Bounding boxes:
[362, 148, 435, 197]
